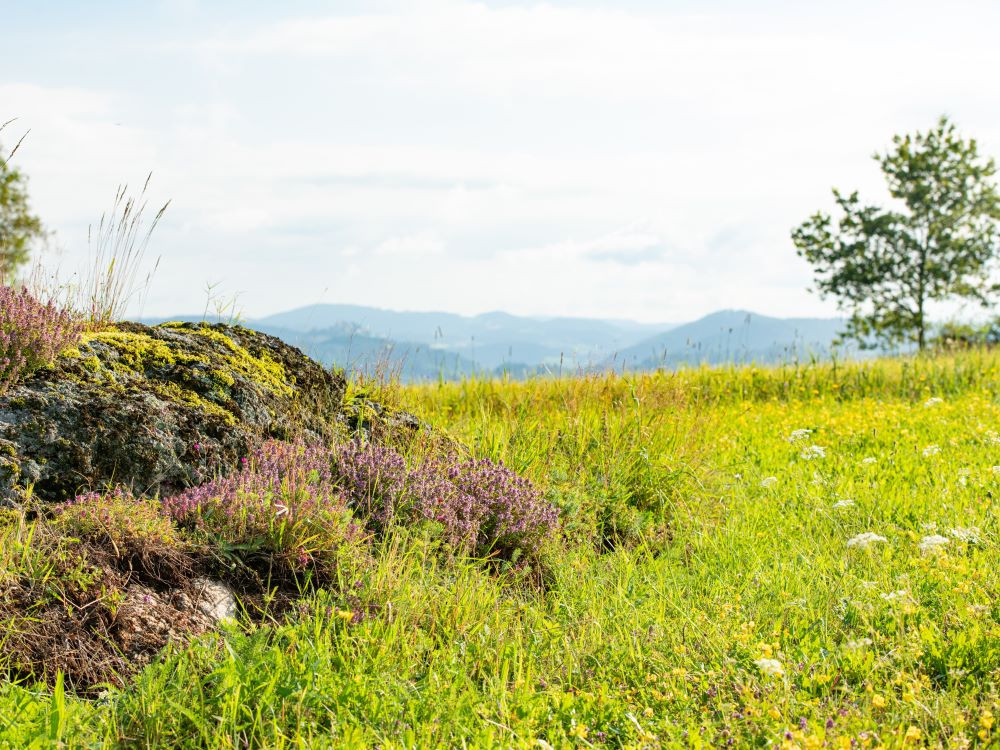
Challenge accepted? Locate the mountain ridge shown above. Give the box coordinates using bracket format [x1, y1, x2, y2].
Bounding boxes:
[142, 305, 847, 379]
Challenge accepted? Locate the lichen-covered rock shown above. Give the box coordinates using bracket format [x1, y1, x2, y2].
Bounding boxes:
[0, 321, 345, 506]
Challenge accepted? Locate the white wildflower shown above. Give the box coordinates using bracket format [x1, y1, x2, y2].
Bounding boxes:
[844, 638, 873, 651]
[833, 498, 855, 509]
[991, 465, 1000, 475]
[949, 526, 981, 544]
[919, 534, 950, 553]
[754, 657, 785, 677]
[923, 397, 943, 407]
[880, 589, 908, 601]
[760, 476, 778, 488]
[922, 444, 941, 457]
[800, 445, 827, 460]
[788, 428, 813, 443]
[987, 431, 1000, 446]
[847, 532, 887, 549]
[862, 457, 877, 465]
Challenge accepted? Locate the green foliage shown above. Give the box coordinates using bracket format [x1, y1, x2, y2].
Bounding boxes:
[0, 129, 45, 278]
[4, 353, 1000, 746]
[933, 317, 1000, 350]
[793, 116, 1000, 350]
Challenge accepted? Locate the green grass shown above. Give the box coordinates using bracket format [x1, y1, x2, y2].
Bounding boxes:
[2, 352, 999, 748]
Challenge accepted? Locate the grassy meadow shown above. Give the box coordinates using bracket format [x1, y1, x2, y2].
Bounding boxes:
[3, 351, 1000, 748]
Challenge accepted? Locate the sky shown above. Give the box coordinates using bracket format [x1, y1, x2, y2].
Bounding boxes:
[2, 0, 999, 323]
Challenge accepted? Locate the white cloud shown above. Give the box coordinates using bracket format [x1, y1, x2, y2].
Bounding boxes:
[375, 234, 446, 257]
[3, 1, 1000, 321]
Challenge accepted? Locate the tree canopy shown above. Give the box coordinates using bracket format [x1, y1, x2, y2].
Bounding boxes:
[792, 116, 1000, 350]
[0, 125, 45, 278]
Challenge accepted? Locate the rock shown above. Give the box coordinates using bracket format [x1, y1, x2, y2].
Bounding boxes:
[0, 321, 345, 506]
[192, 577, 238, 622]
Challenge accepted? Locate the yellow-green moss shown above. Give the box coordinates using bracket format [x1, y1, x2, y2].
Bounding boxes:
[63, 325, 302, 424]
[81, 330, 181, 374]
[172, 325, 294, 398]
[211, 369, 237, 389]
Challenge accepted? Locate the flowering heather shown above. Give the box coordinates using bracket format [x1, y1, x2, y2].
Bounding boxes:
[413, 456, 559, 560]
[163, 441, 361, 578]
[0, 285, 82, 394]
[333, 439, 559, 561]
[55, 488, 189, 583]
[58, 488, 180, 550]
[332, 440, 409, 533]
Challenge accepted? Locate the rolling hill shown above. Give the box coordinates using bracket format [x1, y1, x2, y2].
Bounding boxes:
[144, 307, 849, 379]
[607, 309, 847, 370]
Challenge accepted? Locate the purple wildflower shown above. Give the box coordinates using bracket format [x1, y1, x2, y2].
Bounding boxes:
[0, 285, 81, 394]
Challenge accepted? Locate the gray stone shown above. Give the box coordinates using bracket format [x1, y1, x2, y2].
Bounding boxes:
[0, 321, 346, 506]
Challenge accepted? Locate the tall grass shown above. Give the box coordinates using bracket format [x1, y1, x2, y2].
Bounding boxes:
[81, 174, 169, 326]
[3, 350, 1000, 747]
[21, 175, 169, 328]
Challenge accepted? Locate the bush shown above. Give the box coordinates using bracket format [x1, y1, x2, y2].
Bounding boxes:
[334, 439, 559, 563]
[0, 285, 81, 394]
[162, 441, 364, 583]
[55, 489, 189, 584]
[163, 439, 559, 580]
[333, 440, 409, 534]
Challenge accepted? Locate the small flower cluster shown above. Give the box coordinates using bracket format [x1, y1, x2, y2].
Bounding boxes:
[163, 438, 560, 574]
[332, 439, 409, 532]
[55, 488, 189, 582]
[0, 285, 82, 394]
[333, 439, 560, 560]
[799, 444, 826, 460]
[163, 441, 361, 576]
[418, 456, 560, 560]
[58, 487, 181, 550]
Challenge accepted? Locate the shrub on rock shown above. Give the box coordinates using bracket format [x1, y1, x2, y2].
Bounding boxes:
[0, 285, 81, 395]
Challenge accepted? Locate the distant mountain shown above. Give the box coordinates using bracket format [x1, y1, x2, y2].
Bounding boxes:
[607, 310, 848, 370]
[252, 323, 480, 381]
[255, 304, 675, 370]
[141, 307, 850, 380]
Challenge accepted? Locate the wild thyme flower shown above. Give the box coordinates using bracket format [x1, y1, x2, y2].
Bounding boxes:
[0, 285, 81, 394]
[163, 440, 361, 576]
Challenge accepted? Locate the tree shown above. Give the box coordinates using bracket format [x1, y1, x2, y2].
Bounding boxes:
[792, 116, 1000, 351]
[0, 122, 45, 279]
